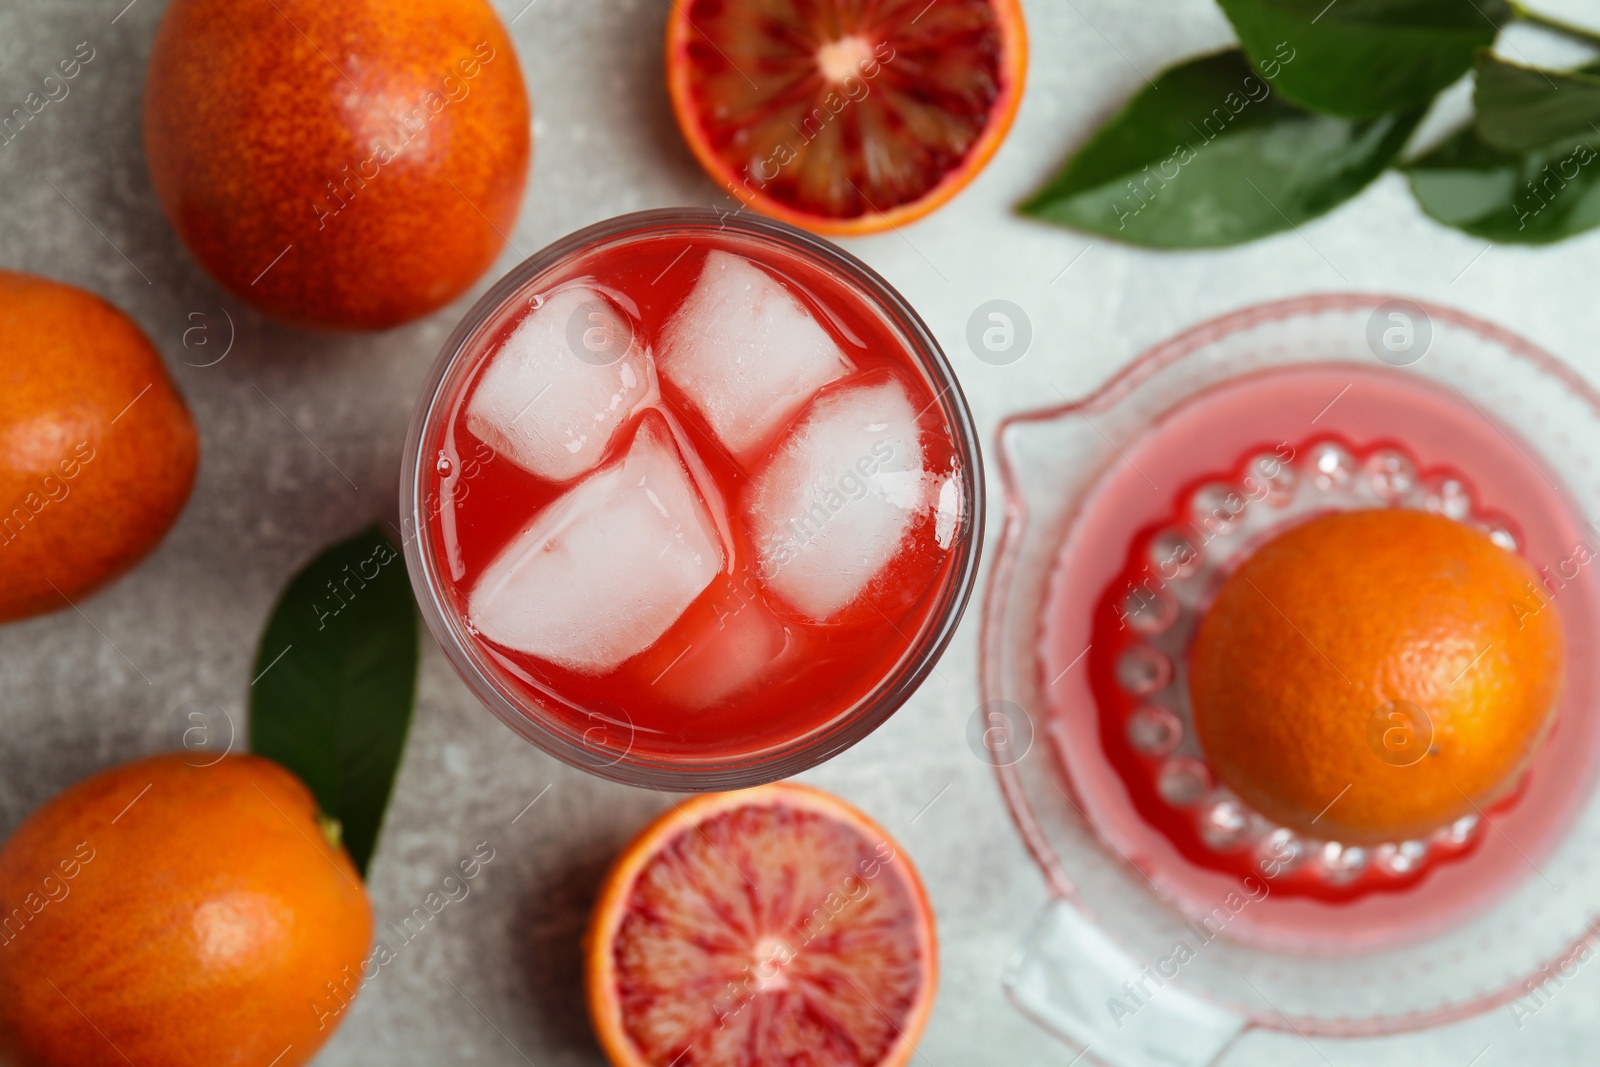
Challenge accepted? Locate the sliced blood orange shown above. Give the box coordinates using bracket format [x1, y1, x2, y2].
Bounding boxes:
[585, 783, 938, 1067]
[666, 0, 1028, 234]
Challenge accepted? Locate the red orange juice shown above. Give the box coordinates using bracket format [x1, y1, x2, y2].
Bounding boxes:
[404, 211, 980, 784]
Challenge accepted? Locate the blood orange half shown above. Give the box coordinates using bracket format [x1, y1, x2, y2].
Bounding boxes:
[585, 783, 938, 1067]
[666, 0, 1028, 234]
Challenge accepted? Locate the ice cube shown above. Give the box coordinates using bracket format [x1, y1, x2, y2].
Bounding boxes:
[648, 577, 791, 710]
[468, 417, 723, 673]
[745, 379, 927, 620]
[466, 285, 651, 483]
[658, 251, 852, 463]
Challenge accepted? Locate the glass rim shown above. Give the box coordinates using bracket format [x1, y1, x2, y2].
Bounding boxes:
[400, 207, 985, 790]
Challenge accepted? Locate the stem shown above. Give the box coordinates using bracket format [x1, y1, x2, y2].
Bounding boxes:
[1510, 2, 1600, 48]
[318, 812, 344, 852]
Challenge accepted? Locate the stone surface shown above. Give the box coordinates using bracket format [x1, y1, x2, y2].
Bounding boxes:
[2, 0, 1599, 1064]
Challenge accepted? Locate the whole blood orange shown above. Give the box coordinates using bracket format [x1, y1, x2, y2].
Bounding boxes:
[1190, 509, 1564, 844]
[586, 784, 937, 1067]
[0, 272, 198, 622]
[0, 754, 372, 1067]
[144, 0, 530, 331]
[667, 0, 1027, 234]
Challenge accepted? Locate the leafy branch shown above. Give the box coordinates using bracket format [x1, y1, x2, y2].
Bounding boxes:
[1022, 0, 1600, 247]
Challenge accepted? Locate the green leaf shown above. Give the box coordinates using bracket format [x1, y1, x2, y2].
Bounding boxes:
[1019, 51, 1422, 248]
[1405, 124, 1600, 243]
[1217, 0, 1510, 118]
[1475, 53, 1600, 152]
[250, 525, 419, 878]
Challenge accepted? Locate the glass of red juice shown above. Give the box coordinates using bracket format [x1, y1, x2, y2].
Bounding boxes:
[401, 209, 982, 788]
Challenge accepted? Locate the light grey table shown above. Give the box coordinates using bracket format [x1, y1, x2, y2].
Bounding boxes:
[3, 0, 1599, 1063]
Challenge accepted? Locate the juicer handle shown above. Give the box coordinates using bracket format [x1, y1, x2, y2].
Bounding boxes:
[1004, 898, 1249, 1067]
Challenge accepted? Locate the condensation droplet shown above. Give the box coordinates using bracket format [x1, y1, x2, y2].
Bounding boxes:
[1441, 813, 1480, 846]
[1318, 841, 1368, 885]
[1422, 475, 1473, 520]
[1190, 482, 1246, 535]
[1375, 840, 1428, 876]
[1309, 442, 1356, 490]
[1477, 519, 1518, 552]
[1255, 828, 1304, 878]
[1245, 450, 1297, 503]
[1148, 529, 1200, 580]
[1158, 758, 1210, 806]
[1201, 797, 1250, 849]
[1366, 449, 1416, 502]
[1116, 646, 1172, 696]
[1127, 704, 1182, 756]
[1121, 587, 1178, 636]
